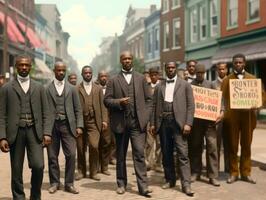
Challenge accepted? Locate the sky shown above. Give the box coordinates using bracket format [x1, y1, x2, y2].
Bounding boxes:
[35, 0, 161, 68]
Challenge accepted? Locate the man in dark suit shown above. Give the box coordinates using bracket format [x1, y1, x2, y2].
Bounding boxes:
[0, 55, 52, 200]
[189, 64, 222, 187]
[150, 62, 195, 197]
[78, 66, 108, 181]
[46, 61, 83, 194]
[104, 51, 152, 198]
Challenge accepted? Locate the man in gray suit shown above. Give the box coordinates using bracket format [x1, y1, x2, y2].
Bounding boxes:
[104, 51, 153, 198]
[0, 54, 52, 200]
[150, 61, 195, 197]
[46, 61, 83, 194]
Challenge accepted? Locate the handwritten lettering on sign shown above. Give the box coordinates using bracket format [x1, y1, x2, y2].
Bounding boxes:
[230, 79, 262, 109]
[192, 86, 222, 121]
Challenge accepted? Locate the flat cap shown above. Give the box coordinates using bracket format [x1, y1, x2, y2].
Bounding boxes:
[195, 64, 206, 73]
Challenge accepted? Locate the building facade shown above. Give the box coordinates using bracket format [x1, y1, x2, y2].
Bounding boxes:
[160, 0, 185, 70]
[144, 9, 161, 70]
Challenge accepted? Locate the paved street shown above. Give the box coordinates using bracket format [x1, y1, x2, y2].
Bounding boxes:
[1, 128, 266, 200]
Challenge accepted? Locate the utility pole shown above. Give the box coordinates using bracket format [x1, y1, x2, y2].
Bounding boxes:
[3, 0, 9, 77]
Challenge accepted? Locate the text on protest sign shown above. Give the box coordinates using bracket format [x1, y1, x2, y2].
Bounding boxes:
[192, 86, 222, 121]
[229, 79, 262, 109]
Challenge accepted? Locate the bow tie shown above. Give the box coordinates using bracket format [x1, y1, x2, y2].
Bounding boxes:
[122, 70, 132, 75]
[18, 76, 29, 83]
[166, 79, 175, 83]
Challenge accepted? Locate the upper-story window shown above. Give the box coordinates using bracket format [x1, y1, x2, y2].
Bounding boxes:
[147, 31, 152, 53]
[163, 21, 169, 50]
[248, 0, 259, 21]
[210, 0, 218, 36]
[162, 0, 169, 14]
[190, 7, 198, 43]
[200, 4, 207, 40]
[228, 0, 238, 27]
[173, 18, 181, 48]
[172, 0, 181, 9]
[154, 27, 159, 51]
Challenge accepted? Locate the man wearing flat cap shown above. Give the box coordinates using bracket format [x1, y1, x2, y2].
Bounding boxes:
[189, 64, 223, 187]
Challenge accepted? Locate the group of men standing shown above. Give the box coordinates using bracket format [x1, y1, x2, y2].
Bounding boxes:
[0, 51, 262, 200]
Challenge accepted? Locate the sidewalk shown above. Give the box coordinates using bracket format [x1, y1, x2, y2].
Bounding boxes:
[251, 128, 266, 167]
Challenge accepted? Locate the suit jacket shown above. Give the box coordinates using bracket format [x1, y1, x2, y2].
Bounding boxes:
[151, 77, 195, 133]
[104, 71, 152, 133]
[0, 79, 52, 145]
[46, 81, 83, 136]
[221, 72, 261, 129]
[78, 82, 107, 131]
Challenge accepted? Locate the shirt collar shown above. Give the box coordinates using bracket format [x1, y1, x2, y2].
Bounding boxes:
[121, 68, 133, 74]
[54, 78, 65, 86]
[17, 74, 30, 83]
[83, 80, 92, 86]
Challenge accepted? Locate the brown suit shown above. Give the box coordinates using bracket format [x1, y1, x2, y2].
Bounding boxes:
[78, 82, 108, 176]
[221, 72, 263, 177]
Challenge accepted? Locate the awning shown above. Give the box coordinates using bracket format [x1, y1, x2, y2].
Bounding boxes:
[33, 58, 53, 79]
[0, 12, 25, 43]
[212, 41, 266, 64]
[18, 21, 42, 48]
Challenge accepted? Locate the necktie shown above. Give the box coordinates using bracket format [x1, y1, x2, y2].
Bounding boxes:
[18, 76, 29, 83]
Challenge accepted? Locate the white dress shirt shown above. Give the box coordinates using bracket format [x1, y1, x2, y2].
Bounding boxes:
[122, 69, 133, 84]
[102, 85, 106, 95]
[234, 70, 245, 80]
[17, 75, 30, 94]
[164, 75, 177, 103]
[83, 80, 92, 95]
[151, 80, 159, 88]
[187, 74, 196, 83]
[54, 79, 65, 96]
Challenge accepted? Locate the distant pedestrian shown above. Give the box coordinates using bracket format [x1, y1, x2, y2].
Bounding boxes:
[0, 54, 52, 200]
[68, 72, 78, 86]
[186, 60, 197, 83]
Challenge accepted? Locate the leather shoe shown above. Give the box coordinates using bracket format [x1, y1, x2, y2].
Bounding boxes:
[90, 174, 101, 181]
[241, 176, 256, 184]
[182, 186, 194, 197]
[116, 186, 125, 195]
[140, 191, 152, 198]
[48, 184, 59, 194]
[161, 182, 176, 189]
[227, 175, 238, 184]
[65, 185, 79, 194]
[209, 178, 220, 187]
[75, 172, 84, 181]
[102, 170, 111, 176]
[190, 174, 200, 182]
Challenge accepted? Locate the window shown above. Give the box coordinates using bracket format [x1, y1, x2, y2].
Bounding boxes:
[190, 7, 198, 43]
[162, 0, 169, 13]
[210, 0, 218, 36]
[163, 22, 169, 50]
[248, 0, 259, 21]
[200, 4, 207, 40]
[172, 0, 181, 9]
[147, 32, 152, 53]
[154, 27, 159, 51]
[173, 18, 181, 48]
[228, 0, 238, 27]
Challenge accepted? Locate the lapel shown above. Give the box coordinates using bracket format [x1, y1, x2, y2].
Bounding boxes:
[173, 78, 181, 96]
[30, 80, 36, 98]
[12, 79, 23, 99]
[64, 81, 70, 99]
[161, 80, 166, 100]
[48, 81, 58, 103]
[79, 82, 87, 100]
[117, 72, 128, 97]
